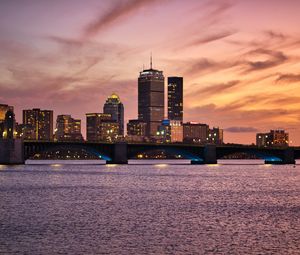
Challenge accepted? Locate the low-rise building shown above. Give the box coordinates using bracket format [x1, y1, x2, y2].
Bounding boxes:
[157, 119, 183, 143]
[208, 127, 224, 145]
[183, 122, 208, 144]
[256, 130, 289, 147]
[86, 113, 119, 142]
[54, 115, 83, 141]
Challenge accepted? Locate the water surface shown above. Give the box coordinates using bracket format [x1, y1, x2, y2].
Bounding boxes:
[0, 162, 300, 254]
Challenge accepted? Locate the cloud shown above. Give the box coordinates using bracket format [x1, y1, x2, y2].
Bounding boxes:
[184, 30, 236, 48]
[83, 0, 166, 37]
[188, 80, 240, 97]
[245, 49, 288, 72]
[264, 30, 286, 41]
[276, 73, 300, 83]
[47, 36, 84, 48]
[225, 127, 259, 133]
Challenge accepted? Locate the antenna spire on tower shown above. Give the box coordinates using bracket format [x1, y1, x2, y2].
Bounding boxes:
[150, 52, 152, 69]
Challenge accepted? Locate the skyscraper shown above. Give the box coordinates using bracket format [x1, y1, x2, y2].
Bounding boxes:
[103, 93, 124, 136]
[23, 108, 53, 141]
[138, 57, 165, 137]
[168, 77, 183, 122]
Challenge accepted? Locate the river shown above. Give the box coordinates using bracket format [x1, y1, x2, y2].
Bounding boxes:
[0, 161, 300, 254]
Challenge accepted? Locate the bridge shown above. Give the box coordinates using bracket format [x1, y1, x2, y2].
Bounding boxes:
[0, 139, 298, 164]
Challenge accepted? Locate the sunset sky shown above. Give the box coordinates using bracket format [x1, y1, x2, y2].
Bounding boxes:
[1, 0, 300, 144]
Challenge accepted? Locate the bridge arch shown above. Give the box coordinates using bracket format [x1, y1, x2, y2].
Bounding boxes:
[127, 144, 204, 162]
[217, 147, 284, 162]
[24, 143, 112, 161]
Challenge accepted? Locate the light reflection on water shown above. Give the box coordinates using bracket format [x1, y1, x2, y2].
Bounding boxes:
[0, 162, 300, 254]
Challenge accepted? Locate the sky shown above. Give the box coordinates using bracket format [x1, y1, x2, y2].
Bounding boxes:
[1, 0, 300, 145]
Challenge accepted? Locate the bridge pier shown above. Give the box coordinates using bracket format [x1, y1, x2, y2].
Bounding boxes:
[106, 142, 128, 164]
[265, 148, 296, 165]
[191, 144, 217, 165]
[0, 139, 24, 164]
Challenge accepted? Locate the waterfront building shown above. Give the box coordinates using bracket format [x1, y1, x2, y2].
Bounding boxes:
[86, 113, 119, 142]
[138, 57, 165, 137]
[15, 123, 35, 140]
[256, 130, 289, 147]
[168, 77, 183, 122]
[23, 108, 53, 141]
[127, 119, 147, 142]
[208, 127, 224, 145]
[54, 115, 83, 141]
[103, 93, 124, 136]
[2, 109, 16, 139]
[0, 104, 15, 139]
[183, 122, 209, 144]
[157, 119, 183, 143]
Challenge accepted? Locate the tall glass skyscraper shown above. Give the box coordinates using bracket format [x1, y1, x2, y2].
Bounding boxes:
[168, 77, 183, 122]
[103, 93, 124, 136]
[138, 59, 165, 137]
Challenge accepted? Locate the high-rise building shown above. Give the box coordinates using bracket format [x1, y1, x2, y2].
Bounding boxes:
[168, 77, 183, 122]
[54, 115, 83, 141]
[256, 130, 289, 147]
[138, 57, 165, 137]
[103, 93, 124, 136]
[183, 122, 209, 144]
[23, 108, 53, 141]
[157, 119, 183, 143]
[86, 113, 119, 142]
[208, 127, 224, 145]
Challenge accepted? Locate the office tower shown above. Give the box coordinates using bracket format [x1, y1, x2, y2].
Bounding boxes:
[127, 119, 147, 142]
[208, 127, 224, 145]
[168, 77, 183, 122]
[54, 115, 83, 141]
[256, 130, 289, 147]
[86, 113, 119, 142]
[157, 119, 183, 143]
[0, 104, 14, 139]
[138, 57, 165, 137]
[103, 93, 124, 136]
[23, 108, 53, 141]
[183, 122, 209, 144]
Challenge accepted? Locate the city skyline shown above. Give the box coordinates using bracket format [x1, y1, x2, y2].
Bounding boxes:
[1, 0, 300, 145]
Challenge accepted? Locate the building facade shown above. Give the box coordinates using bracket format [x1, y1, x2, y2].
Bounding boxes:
[157, 119, 183, 143]
[138, 63, 165, 137]
[183, 122, 209, 144]
[23, 108, 53, 141]
[208, 127, 224, 145]
[168, 77, 183, 122]
[256, 130, 289, 147]
[0, 104, 15, 139]
[103, 93, 124, 136]
[86, 113, 119, 142]
[54, 115, 83, 141]
[127, 119, 147, 142]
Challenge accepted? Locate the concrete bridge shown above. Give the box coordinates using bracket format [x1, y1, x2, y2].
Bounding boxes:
[0, 139, 298, 164]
